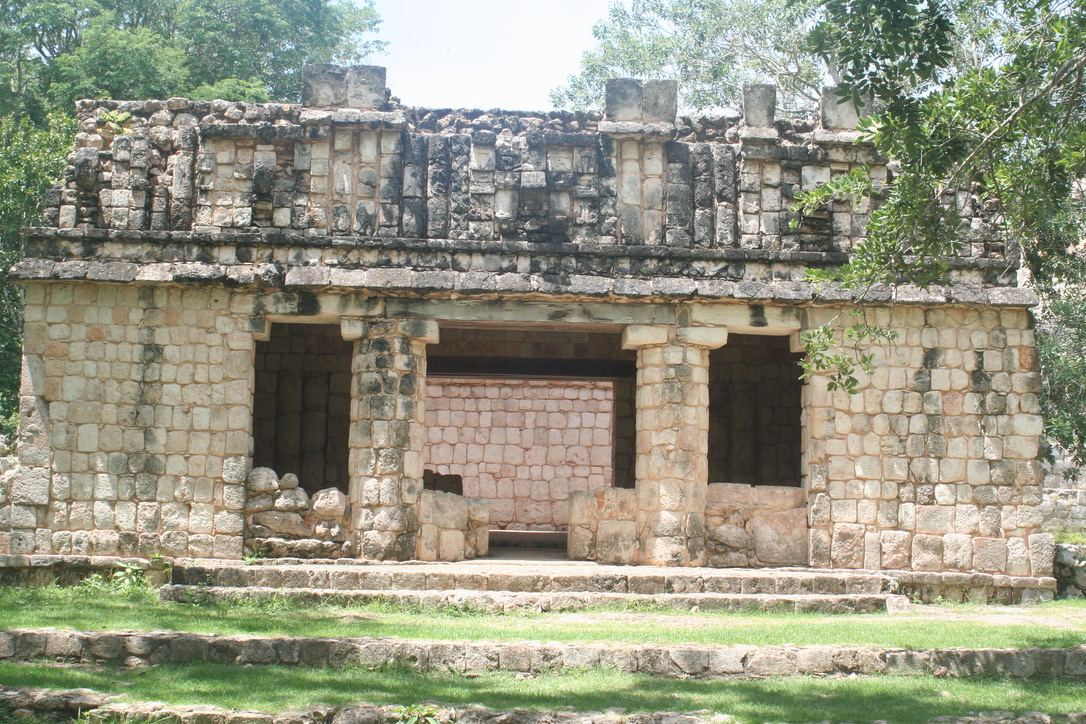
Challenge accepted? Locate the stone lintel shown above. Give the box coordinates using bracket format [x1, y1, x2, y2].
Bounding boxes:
[598, 120, 677, 140]
[688, 303, 803, 330]
[403, 319, 440, 345]
[341, 316, 440, 344]
[389, 299, 674, 328]
[676, 326, 728, 349]
[251, 317, 272, 342]
[340, 316, 368, 341]
[622, 324, 670, 349]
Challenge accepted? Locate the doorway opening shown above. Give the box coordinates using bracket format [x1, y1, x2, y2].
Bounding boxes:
[708, 333, 803, 486]
[252, 323, 352, 496]
[423, 326, 636, 555]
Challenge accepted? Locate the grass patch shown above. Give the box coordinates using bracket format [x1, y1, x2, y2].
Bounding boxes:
[2, 585, 1086, 650]
[1, 662, 1085, 723]
[1049, 522, 1086, 545]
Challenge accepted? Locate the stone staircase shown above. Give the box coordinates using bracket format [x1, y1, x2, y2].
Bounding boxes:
[164, 554, 908, 613]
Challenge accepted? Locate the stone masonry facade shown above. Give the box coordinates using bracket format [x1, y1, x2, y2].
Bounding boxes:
[0, 64, 1053, 579]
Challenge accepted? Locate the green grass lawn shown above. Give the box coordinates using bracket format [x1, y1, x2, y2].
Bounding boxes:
[2, 661, 1085, 724]
[1, 585, 1085, 650]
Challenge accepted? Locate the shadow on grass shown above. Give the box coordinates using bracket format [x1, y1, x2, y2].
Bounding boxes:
[2, 587, 1086, 650]
[2, 662, 1085, 724]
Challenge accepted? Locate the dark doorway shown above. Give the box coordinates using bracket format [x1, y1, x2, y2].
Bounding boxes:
[708, 334, 803, 486]
[252, 323, 352, 496]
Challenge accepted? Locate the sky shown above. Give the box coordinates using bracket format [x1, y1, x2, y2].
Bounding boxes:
[369, 0, 622, 111]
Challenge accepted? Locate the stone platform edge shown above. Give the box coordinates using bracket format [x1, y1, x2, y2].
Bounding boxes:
[4, 628, 1086, 679]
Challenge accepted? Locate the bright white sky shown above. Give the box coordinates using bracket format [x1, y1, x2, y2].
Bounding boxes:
[369, 0, 623, 111]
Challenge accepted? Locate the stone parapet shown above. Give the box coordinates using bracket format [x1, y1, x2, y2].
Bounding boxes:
[30, 65, 1015, 284]
[3, 627, 1085, 679]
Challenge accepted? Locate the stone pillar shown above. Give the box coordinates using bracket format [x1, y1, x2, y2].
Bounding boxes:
[623, 324, 728, 566]
[341, 317, 438, 561]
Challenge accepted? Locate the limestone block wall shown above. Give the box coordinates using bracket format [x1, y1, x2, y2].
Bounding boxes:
[568, 487, 639, 564]
[424, 378, 614, 531]
[416, 490, 489, 562]
[704, 483, 807, 567]
[428, 327, 637, 489]
[4, 281, 255, 558]
[807, 306, 1053, 576]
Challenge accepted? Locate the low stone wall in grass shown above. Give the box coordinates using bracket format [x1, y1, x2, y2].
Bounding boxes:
[3, 685, 1084, 724]
[4, 628, 1086, 679]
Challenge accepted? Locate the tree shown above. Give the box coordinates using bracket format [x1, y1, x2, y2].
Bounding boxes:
[551, 0, 1002, 114]
[802, 0, 1086, 463]
[551, 0, 825, 114]
[0, 0, 385, 117]
[0, 113, 72, 435]
[45, 19, 192, 108]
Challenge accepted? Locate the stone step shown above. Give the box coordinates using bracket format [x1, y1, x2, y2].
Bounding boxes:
[159, 584, 907, 613]
[5, 627, 1083, 679]
[171, 560, 894, 596]
[6, 685, 1080, 724]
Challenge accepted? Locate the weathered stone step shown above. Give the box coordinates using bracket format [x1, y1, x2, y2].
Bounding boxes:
[6, 685, 1082, 724]
[5, 627, 1085, 679]
[171, 560, 894, 596]
[159, 583, 907, 613]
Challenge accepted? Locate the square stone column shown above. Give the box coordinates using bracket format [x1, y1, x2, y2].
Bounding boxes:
[623, 325, 728, 566]
[341, 317, 438, 560]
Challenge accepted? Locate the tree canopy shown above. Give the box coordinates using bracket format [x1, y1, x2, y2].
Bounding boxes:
[551, 0, 824, 114]
[1, 0, 385, 119]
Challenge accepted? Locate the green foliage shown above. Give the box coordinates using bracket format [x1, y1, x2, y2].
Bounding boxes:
[45, 20, 191, 108]
[0, 113, 72, 423]
[805, 0, 1086, 463]
[790, 165, 874, 228]
[393, 703, 442, 724]
[79, 561, 153, 594]
[1032, 211, 1086, 464]
[170, 0, 385, 102]
[799, 318, 898, 393]
[0, 0, 385, 115]
[551, 0, 825, 113]
[187, 77, 271, 104]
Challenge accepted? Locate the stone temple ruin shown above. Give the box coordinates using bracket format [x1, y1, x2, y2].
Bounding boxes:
[0, 64, 1055, 591]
